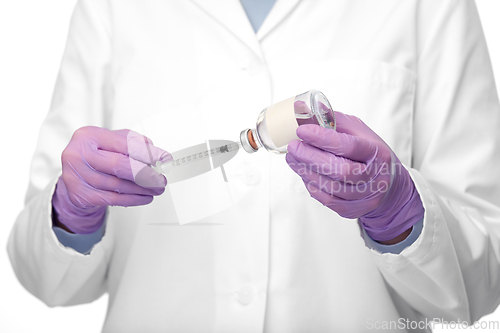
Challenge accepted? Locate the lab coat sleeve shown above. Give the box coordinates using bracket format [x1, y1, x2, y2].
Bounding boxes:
[363, 219, 424, 255]
[366, 0, 500, 323]
[7, 0, 114, 307]
[52, 223, 106, 255]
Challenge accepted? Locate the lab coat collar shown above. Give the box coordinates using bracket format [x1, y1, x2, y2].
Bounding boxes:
[189, 0, 264, 60]
[188, 0, 302, 60]
[257, 0, 302, 41]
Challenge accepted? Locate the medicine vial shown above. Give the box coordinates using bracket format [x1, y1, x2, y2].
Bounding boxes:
[240, 90, 336, 154]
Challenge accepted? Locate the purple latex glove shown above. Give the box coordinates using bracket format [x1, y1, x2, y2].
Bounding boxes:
[286, 111, 424, 242]
[52, 126, 172, 234]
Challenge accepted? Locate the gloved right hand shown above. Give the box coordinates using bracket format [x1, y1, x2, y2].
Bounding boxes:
[52, 126, 172, 234]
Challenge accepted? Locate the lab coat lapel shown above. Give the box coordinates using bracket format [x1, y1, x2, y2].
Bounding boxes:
[189, 0, 264, 60]
[257, 0, 303, 40]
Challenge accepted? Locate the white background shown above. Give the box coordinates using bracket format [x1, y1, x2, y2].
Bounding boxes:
[0, 1, 499, 332]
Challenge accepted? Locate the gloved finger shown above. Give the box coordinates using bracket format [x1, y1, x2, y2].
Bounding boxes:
[304, 180, 382, 219]
[286, 154, 379, 201]
[78, 166, 165, 196]
[62, 157, 164, 196]
[332, 111, 366, 135]
[96, 190, 154, 207]
[75, 126, 129, 154]
[87, 149, 167, 188]
[287, 140, 375, 183]
[70, 186, 155, 208]
[331, 111, 374, 137]
[113, 129, 153, 145]
[125, 130, 172, 165]
[295, 125, 378, 163]
[77, 126, 171, 165]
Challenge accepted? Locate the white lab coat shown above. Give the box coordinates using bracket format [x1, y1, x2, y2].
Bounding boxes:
[8, 0, 500, 332]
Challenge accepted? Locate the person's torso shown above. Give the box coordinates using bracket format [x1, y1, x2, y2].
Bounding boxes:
[101, 1, 422, 332]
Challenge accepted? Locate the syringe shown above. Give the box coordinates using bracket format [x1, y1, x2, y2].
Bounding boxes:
[163, 142, 240, 169]
[152, 140, 241, 183]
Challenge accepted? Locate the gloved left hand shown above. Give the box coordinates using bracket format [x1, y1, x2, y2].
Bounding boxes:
[286, 111, 425, 242]
[52, 127, 171, 234]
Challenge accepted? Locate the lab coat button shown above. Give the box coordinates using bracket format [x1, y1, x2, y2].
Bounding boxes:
[245, 169, 261, 185]
[237, 284, 255, 305]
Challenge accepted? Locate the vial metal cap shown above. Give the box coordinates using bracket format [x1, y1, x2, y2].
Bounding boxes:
[240, 129, 258, 154]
